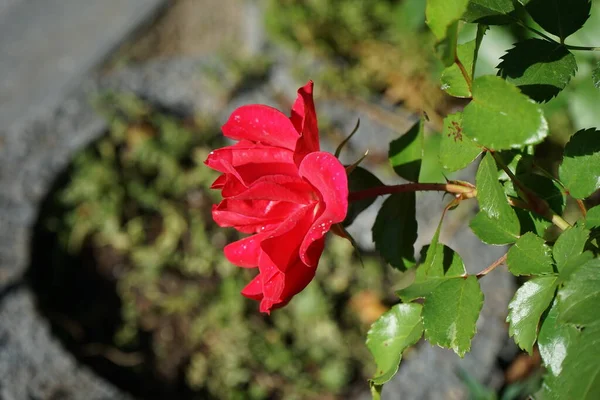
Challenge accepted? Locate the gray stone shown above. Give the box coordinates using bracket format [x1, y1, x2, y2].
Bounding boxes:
[0, 0, 167, 131]
[0, 287, 130, 400]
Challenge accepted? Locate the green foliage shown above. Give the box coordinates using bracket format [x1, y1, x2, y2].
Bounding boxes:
[463, 76, 549, 150]
[388, 119, 423, 182]
[363, 1, 600, 397]
[462, 0, 515, 24]
[345, 166, 384, 226]
[470, 153, 520, 244]
[522, 0, 591, 40]
[559, 128, 600, 199]
[439, 112, 482, 171]
[366, 303, 423, 385]
[557, 258, 600, 325]
[498, 39, 577, 102]
[553, 225, 590, 272]
[426, 0, 470, 40]
[507, 276, 558, 353]
[507, 232, 554, 276]
[372, 193, 418, 271]
[441, 39, 476, 97]
[423, 276, 483, 357]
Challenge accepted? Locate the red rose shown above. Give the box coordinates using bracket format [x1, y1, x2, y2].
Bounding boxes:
[205, 81, 348, 313]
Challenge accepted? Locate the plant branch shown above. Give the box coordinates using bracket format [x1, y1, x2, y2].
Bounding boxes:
[476, 253, 507, 279]
[348, 182, 477, 203]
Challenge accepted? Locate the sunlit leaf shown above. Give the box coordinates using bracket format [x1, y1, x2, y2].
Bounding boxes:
[463, 76, 548, 150]
[507, 232, 554, 276]
[507, 276, 558, 353]
[423, 276, 483, 357]
[439, 112, 482, 171]
[426, 0, 470, 40]
[367, 303, 424, 385]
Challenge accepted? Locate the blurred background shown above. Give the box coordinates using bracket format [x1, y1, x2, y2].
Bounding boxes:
[2, 0, 600, 399]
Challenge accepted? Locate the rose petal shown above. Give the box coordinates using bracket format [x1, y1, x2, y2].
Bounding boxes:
[298, 152, 348, 266]
[224, 234, 267, 268]
[260, 205, 315, 272]
[229, 179, 313, 204]
[205, 143, 295, 171]
[291, 81, 320, 163]
[222, 104, 299, 150]
[212, 199, 302, 233]
[210, 174, 227, 189]
[278, 258, 317, 306]
[241, 274, 263, 300]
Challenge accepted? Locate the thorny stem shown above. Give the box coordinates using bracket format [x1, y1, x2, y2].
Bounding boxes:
[348, 183, 477, 203]
[475, 253, 508, 279]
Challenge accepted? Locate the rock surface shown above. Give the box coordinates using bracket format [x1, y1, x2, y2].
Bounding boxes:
[0, 0, 166, 131]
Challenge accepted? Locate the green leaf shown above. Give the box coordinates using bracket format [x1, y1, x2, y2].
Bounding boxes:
[538, 301, 579, 377]
[593, 62, 600, 89]
[514, 207, 552, 237]
[507, 276, 558, 353]
[470, 152, 520, 244]
[585, 205, 600, 229]
[439, 112, 482, 171]
[498, 39, 577, 103]
[540, 324, 600, 400]
[441, 41, 475, 98]
[463, 0, 515, 24]
[558, 251, 595, 283]
[515, 174, 566, 215]
[372, 192, 418, 271]
[344, 167, 384, 226]
[559, 128, 600, 199]
[435, 21, 459, 67]
[423, 276, 484, 357]
[367, 303, 424, 385]
[507, 232, 554, 276]
[397, 244, 467, 302]
[389, 119, 423, 182]
[523, 0, 591, 40]
[557, 257, 600, 326]
[426, 0, 470, 40]
[463, 76, 548, 150]
[469, 212, 520, 244]
[553, 224, 590, 271]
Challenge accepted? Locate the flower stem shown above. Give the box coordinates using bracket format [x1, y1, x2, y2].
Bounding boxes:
[348, 183, 476, 203]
